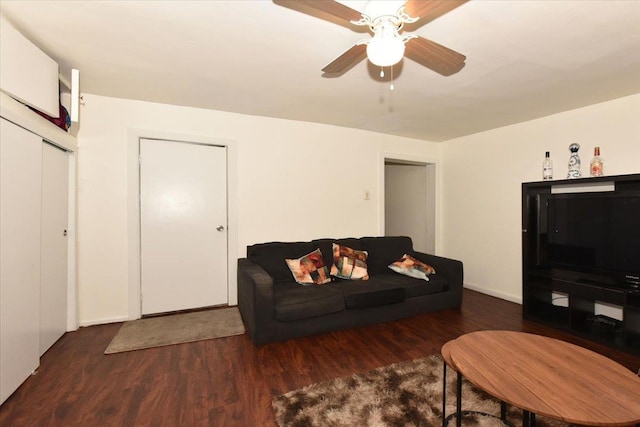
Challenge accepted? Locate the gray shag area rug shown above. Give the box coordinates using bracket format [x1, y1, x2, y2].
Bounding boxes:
[272, 354, 567, 427]
[104, 307, 245, 354]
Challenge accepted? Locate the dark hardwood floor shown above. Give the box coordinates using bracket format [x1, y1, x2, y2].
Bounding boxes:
[1, 289, 639, 426]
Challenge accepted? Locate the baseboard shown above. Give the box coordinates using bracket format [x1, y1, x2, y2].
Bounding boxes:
[78, 306, 240, 328]
[79, 315, 130, 327]
[463, 283, 522, 304]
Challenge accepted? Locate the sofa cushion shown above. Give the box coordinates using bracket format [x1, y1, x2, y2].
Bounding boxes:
[360, 236, 414, 274]
[329, 273, 447, 300]
[381, 273, 448, 298]
[330, 243, 369, 280]
[389, 254, 436, 281]
[247, 241, 316, 283]
[285, 249, 331, 285]
[344, 287, 405, 309]
[273, 281, 345, 322]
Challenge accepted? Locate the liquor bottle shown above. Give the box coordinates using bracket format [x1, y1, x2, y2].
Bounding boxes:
[590, 146, 604, 177]
[542, 151, 553, 180]
[567, 143, 582, 179]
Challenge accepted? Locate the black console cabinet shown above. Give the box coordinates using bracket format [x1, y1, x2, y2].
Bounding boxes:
[522, 173, 640, 354]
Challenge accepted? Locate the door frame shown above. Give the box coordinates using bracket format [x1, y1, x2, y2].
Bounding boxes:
[126, 128, 238, 320]
[379, 152, 440, 254]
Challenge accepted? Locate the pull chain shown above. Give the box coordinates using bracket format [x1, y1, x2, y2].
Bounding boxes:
[390, 65, 394, 91]
[389, 65, 394, 112]
[378, 66, 396, 112]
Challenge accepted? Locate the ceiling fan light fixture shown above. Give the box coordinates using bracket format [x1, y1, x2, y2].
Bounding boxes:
[366, 20, 405, 67]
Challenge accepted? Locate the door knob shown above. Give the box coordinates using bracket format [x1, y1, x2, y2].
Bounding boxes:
[216, 225, 225, 232]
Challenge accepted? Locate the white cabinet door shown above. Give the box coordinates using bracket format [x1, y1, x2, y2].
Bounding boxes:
[0, 16, 59, 117]
[40, 142, 68, 355]
[0, 118, 42, 404]
[140, 139, 228, 315]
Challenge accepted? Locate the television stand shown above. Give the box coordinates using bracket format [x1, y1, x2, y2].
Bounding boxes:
[522, 174, 640, 355]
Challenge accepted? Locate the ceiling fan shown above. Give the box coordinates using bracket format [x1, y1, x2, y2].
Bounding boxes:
[273, 0, 469, 76]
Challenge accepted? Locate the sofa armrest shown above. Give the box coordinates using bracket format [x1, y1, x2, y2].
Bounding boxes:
[413, 251, 464, 304]
[237, 258, 275, 342]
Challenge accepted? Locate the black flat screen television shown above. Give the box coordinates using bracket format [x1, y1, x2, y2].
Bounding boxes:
[544, 191, 640, 287]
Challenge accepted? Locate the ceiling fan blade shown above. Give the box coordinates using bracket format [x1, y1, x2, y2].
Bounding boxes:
[273, 0, 362, 24]
[322, 44, 367, 74]
[404, 0, 469, 25]
[404, 37, 466, 76]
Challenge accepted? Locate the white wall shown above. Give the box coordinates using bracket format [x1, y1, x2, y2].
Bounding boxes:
[441, 94, 640, 303]
[76, 94, 441, 325]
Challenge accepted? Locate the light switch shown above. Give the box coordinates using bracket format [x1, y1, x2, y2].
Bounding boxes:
[363, 190, 370, 200]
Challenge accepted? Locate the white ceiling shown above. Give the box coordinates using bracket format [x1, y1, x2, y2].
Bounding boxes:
[1, 0, 639, 142]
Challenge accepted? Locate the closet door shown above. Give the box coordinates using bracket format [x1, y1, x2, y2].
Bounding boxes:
[0, 118, 42, 404]
[40, 142, 68, 355]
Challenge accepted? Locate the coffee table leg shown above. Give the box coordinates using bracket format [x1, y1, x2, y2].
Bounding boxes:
[456, 372, 462, 427]
[441, 364, 464, 427]
[442, 362, 447, 427]
[442, 359, 514, 427]
[522, 410, 537, 427]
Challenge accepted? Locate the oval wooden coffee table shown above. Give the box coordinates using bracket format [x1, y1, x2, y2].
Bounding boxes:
[447, 330, 640, 426]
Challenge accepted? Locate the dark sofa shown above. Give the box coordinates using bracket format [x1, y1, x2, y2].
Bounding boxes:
[237, 236, 463, 344]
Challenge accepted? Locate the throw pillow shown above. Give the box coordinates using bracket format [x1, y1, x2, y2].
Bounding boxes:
[330, 243, 369, 280]
[388, 254, 436, 281]
[285, 249, 331, 285]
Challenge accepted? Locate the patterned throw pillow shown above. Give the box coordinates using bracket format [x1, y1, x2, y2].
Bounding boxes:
[285, 249, 331, 285]
[330, 243, 369, 280]
[388, 254, 436, 281]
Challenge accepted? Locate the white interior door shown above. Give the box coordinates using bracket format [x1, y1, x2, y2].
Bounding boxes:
[140, 138, 228, 315]
[40, 142, 68, 355]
